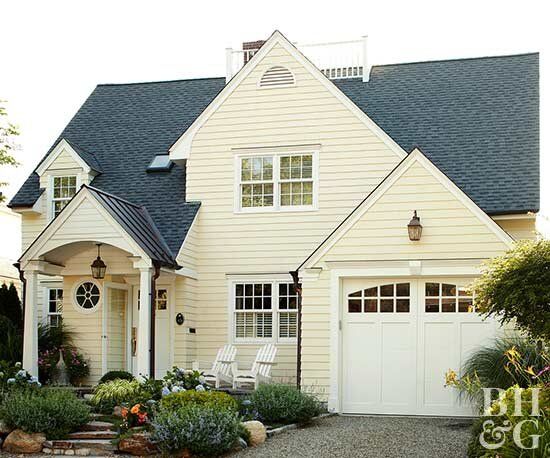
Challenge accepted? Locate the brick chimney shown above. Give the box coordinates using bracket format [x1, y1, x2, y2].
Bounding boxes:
[242, 40, 266, 64]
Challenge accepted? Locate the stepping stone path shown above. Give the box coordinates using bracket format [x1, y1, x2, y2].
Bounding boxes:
[42, 416, 117, 456]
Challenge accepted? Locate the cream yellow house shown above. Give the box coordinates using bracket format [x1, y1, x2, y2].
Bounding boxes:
[9, 31, 539, 416]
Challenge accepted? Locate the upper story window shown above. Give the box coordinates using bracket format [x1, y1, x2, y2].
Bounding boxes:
[52, 176, 77, 218]
[237, 153, 317, 212]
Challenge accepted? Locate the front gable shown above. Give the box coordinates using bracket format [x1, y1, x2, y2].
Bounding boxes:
[20, 188, 145, 268]
[169, 31, 407, 162]
[301, 149, 514, 269]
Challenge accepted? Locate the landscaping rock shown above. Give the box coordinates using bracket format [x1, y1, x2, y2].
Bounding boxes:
[242, 421, 267, 447]
[118, 432, 158, 456]
[113, 405, 123, 417]
[3, 429, 47, 454]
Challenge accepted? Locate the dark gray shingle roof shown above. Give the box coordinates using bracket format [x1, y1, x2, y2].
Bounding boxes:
[64, 139, 103, 173]
[335, 53, 539, 214]
[85, 186, 178, 267]
[9, 52, 539, 254]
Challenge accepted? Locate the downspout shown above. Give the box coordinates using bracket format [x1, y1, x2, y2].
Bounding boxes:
[290, 270, 302, 390]
[14, 263, 26, 330]
[150, 262, 161, 378]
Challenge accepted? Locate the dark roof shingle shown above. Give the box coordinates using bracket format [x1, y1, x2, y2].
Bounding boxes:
[9, 52, 539, 253]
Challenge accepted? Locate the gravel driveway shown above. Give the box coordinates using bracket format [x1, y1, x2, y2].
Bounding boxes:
[238, 415, 473, 458]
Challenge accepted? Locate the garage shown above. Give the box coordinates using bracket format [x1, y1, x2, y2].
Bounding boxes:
[341, 277, 498, 416]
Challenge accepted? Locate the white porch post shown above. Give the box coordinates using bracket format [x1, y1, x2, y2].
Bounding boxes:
[137, 267, 152, 378]
[23, 270, 39, 377]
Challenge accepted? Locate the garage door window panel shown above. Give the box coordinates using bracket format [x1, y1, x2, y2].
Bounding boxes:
[347, 283, 410, 313]
[424, 282, 475, 313]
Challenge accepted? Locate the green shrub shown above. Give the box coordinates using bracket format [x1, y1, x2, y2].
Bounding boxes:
[160, 390, 238, 413]
[462, 336, 549, 391]
[0, 317, 22, 365]
[467, 385, 550, 457]
[0, 388, 90, 438]
[252, 384, 321, 425]
[152, 405, 240, 456]
[99, 370, 135, 384]
[91, 379, 145, 414]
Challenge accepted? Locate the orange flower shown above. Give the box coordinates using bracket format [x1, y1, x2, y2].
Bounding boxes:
[130, 404, 140, 414]
[121, 407, 128, 418]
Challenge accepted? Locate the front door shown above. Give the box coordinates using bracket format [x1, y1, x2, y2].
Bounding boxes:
[131, 286, 171, 379]
[342, 277, 498, 416]
[104, 285, 130, 374]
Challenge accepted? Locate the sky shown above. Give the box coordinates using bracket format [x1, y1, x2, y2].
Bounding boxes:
[1, 0, 548, 237]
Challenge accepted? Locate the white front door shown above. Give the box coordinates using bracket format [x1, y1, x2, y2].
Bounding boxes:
[342, 277, 497, 416]
[131, 286, 172, 379]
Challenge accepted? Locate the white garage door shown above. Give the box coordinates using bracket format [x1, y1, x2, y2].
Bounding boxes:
[342, 278, 497, 416]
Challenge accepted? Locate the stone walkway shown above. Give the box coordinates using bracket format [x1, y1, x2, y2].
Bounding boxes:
[238, 415, 473, 458]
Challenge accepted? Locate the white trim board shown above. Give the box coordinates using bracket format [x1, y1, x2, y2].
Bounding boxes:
[36, 139, 93, 176]
[299, 148, 515, 271]
[19, 187, 150, 269]
[169, 30, 407, 162]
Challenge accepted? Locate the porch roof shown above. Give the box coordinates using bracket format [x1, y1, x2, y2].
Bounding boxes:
[84, 186, 179, 268]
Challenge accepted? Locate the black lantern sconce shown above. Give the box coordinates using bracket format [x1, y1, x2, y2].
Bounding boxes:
[407, 210, 423, 241]
[91, 243, 107, 279]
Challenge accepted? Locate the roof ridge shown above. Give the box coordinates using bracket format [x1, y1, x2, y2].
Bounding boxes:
[371, 52, 539, 69]
[84, 185, 143, 209]
[97, 76, 225, 87]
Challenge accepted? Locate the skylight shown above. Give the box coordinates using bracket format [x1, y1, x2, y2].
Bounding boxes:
[147, 155, 173, 172]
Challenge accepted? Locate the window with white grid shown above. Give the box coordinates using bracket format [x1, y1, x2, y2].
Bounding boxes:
[278, 283, 298, 339]
[233, 281, 299, 342]
[47, 288, 63, 327]
[52, 176, 77, 217]
[240, 157, 274, 208]
[237, 153, 317, 211]
[279, 155, 313, 206]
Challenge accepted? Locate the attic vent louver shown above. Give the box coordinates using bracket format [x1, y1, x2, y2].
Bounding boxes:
[259, 66, 295, 88]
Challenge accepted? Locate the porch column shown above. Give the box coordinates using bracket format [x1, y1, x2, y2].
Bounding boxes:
[23, 270, 39, 377]
[137, 267, 152, 378]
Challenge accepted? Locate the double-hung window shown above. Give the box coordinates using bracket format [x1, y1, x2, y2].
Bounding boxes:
[238, 153, 316, 211]
[233, 281, 298, 342]
[52, 176, 77, 218]
[47, 288, 63, 327]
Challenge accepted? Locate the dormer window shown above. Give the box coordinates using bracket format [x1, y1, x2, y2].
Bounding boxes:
[52, 176, 77, 217]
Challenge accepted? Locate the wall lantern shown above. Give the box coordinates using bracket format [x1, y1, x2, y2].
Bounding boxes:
[407, 210, 423, 241]
[91, 243, 107, 279]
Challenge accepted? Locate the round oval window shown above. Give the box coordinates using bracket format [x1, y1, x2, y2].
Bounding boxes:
[75, 281, 101, 311]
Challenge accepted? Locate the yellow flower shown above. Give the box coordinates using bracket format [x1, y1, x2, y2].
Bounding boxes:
[525, 366, 537, 377]
[445, 369, 458, 387]
[504, 346, 521, 363]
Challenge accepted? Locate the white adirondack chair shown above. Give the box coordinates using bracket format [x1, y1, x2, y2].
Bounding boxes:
[231, 344, 278, 389]
[192, 344, 237, 388]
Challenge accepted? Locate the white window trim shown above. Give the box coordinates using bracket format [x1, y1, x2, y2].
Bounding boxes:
[234, 151, 319, 214]
[43, 284, 63, 326]
[227, 277, 298, 345]
[48, 173, 81, 221]
[71, 278, 102, 314]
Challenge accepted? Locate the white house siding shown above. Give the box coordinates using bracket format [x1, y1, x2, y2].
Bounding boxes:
[300, 160, 513, 396]
[186, 42, 403, 379]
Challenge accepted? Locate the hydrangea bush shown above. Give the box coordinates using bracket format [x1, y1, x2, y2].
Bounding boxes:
[0, 361, 41, 392]
[161, 367, 208, 396]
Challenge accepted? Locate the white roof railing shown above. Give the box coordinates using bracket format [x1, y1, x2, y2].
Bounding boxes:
[226, 36, 369, 83]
